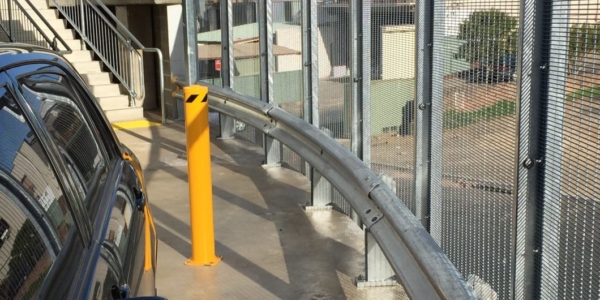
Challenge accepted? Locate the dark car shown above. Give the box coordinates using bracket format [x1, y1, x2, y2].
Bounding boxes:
[458, 52, 518, 84]
[0, 44, 163, 300]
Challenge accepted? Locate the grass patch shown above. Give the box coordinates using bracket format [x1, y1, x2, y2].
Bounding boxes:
[566, 85, 600, 101]
[444, 100, 516, 129]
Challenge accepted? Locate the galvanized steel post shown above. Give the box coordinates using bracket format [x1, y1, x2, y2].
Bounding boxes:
[356, 0, 395, 287]
[301, 0, 318, 143]
[538, 1, 568, 298]
[426, 0, 444, 241]
[259, 0, 281, 166]
[512, 0, 567, 298]
[218, 0, 236, 139]
[182, 0, 198, 120]
[302, 0, 320, 194]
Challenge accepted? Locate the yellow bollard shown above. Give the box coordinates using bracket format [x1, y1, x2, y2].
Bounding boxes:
[183, 85, 222, 266]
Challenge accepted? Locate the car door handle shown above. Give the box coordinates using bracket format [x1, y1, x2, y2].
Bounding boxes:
[133, 187, 146, 212]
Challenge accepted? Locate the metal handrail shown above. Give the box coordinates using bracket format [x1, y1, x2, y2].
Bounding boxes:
[0, 0, 71, 53]
[174, 80, 478, 300]
[22, 0, 72, 53]
[51, 0, 163, 109]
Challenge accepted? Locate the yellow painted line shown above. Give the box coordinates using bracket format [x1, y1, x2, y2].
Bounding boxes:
[112, 120, 162, 130]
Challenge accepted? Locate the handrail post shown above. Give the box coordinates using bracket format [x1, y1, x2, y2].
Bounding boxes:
[7, 0, 13, 41]
[80, 0, 86, 50]
[127, 39, 136, 107]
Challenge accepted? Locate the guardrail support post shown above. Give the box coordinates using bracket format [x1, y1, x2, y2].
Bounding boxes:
[300, 0, 331, 210]
[218, 0, 236, 139]
[348, 0, 394, 287]
[181, 0, 198, 119]
[183, 85, 222, 267]
[259, 0, 281, 167]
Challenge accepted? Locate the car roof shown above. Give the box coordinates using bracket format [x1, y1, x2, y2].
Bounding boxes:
[0, 43, 65, 71]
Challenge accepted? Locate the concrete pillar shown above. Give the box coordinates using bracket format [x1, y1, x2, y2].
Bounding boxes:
[153, 4, 186, 120]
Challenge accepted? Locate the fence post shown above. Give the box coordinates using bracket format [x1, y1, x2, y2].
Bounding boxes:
[512, 0, 568, 298]
[259, 0, 281, 167]
[218, 0, 236, 139]
[415, 0, 435, 234]
[302, 0, 318, 150]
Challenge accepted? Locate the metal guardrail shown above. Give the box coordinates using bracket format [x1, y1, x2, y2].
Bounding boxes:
[51, 0, 163, 107]
[0, 0, 72, 53]
[173, 80, 477, 300]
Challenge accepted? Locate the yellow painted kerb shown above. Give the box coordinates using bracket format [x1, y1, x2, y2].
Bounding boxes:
[112, 120, 162, 130]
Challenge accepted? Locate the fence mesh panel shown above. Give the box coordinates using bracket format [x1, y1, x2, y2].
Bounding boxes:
[369, 2, 416, 215]
[273, 0, 305, 173]
[229, 0, 261, 145]
[540, 1, 600, 299]
[315, 2, 353, 214]
[431, 1, 520, 298]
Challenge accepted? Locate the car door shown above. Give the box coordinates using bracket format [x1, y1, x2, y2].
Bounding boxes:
[6, 63, 150, 298]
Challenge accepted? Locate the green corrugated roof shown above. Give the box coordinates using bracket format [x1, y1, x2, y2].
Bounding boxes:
[198, 23, 300, 43]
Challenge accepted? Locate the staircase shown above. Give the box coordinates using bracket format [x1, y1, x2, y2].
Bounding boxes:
[2, 0, 143, 123]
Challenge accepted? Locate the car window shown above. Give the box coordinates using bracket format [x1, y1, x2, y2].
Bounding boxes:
[18, 73, 108, 197]
[0, 86, 73, 244]
[0, 187, 53, 300]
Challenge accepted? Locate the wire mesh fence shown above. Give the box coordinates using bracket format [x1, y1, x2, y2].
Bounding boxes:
[369, 2, 416, 215]
[431, 1, 520, 298]
[201, 0, 600, 297]
[273, 0, 305, 173]
[540, 1, 600, 299]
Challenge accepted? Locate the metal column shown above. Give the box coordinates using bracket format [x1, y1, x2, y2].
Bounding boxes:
[302, 0, 318, 152]
[427, 0, 445, 242]
[259, 0, 281, 167]
[182, 0, 198, 106]
[512, 0, 560, 298]
[415, 0, 435, 233]
[218, 0, 236, 139]
[538, 1, 569, 297]
[349, 0, 365, 226]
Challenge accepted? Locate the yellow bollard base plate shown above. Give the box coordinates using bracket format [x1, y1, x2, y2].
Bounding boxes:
[184, 255, 222, 267]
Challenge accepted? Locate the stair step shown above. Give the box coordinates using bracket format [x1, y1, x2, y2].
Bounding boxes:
[29, 17, 65, 30]
[89, 84, 122, 97]
[38, 27, 75, 40]
[34, 9, 57, 20]
[72, 61, 101, 73]
[79, 72, 112, 85]
[61, 39, 82, 50]
[25, 0, 48, 7]
[97, 95, 129, 110]
[63, 49, 91, 62]
[104, 107, 144, 123]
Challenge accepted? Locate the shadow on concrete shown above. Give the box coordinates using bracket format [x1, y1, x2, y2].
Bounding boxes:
[115, 119, 365, 299]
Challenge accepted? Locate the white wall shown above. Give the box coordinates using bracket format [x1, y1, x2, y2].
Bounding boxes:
[381, 25, 415, 80]
[274, 25, 332, 78]
[168, 5, 186, 79]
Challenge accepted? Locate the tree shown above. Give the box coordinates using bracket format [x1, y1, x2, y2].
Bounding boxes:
[568, 22, 600, 74]
[456, 9, 518, 67]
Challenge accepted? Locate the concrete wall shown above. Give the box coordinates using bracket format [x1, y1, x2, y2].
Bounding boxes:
[152, 4, 185, 120]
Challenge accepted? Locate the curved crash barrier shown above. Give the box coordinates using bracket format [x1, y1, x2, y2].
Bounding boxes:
[174, 81, 478, 300]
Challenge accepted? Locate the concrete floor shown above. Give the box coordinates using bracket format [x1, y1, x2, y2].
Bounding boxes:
[114, 121, 406, 300]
